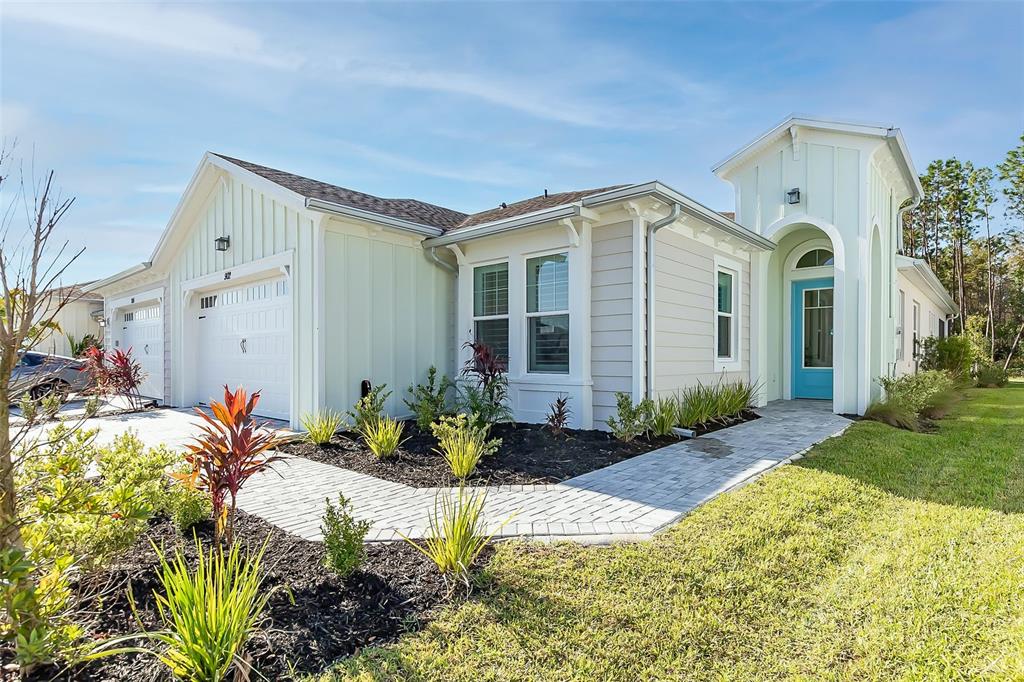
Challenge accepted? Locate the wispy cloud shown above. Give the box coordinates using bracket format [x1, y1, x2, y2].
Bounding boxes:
[335, 140, 534, 187]
[2, 2, 302, 69]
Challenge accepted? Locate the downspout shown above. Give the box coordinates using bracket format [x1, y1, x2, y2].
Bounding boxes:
[427, 246, 457, 274]
[645, 203, 681, 398]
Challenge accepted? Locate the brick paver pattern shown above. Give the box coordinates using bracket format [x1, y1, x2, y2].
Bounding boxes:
[237, 400, 850, 543]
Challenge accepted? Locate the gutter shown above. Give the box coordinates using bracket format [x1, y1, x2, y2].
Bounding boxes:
[427, 247, 457, 274]
[423, 204, 580, 248]
[305, 197, 444, 238]
[646, 202, 681, 398]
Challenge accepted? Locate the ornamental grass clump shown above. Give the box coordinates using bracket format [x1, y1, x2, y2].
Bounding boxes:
[431, 414, 501, 480]
[651, 396, 679, 438]
[301, 409, 344, 445]
[401, 486, 506, 591]
[359, 414, 407, 460]
[348, 384, 391, 434]
[89, 537, 277, 682]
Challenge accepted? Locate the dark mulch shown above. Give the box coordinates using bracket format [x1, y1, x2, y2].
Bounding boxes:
[688, 409, 761, 437]
[34, 512, 470, 682]
[281, 421, 683, 487]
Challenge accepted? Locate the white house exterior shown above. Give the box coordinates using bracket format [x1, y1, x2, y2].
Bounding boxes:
[894, 255, 958, 376]
[38, 285, 104, 358]
[90, 116, 954, 429]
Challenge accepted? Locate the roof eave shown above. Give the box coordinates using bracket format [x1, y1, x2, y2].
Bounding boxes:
[305, 198, 443, 238]
[423, 204, 581, 248]
[897, 255, 957, 314]
[84, 262, 152, 293]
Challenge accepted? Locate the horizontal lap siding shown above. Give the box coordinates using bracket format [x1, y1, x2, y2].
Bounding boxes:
[591, 221, 634, 425]
[653, 228, 750, 396]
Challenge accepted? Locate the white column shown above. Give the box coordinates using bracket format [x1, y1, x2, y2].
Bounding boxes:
[749, 250, 770, 407]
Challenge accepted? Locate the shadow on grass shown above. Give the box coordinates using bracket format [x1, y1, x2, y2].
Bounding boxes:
[794, 384, 1024, 513]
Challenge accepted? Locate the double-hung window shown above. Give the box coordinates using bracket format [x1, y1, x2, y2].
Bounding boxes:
[473, 262, 509, 362]
[715, 267, 737, 361]
[526, 252, 569, 373]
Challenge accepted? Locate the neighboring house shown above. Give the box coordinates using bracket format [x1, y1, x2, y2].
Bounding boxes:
[89, 115, 955, 428]
[38, 284, 104, 357]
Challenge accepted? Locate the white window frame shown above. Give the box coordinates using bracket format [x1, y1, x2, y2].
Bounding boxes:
[897, 289, 906, 360]
[912, 300, 921, 359]
[524, 249, 570, 375]
[713, 255, 743, 372]
[471, 259, 510, 362]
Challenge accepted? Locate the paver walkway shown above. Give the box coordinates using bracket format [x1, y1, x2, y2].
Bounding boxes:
[238, 400, 851, 544]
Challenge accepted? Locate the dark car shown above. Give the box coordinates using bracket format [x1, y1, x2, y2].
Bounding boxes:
[10, 351, 92, 401]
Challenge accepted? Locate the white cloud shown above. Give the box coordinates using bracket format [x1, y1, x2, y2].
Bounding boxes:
[2, 2, 302, 70]
[334, 140, 534, 187]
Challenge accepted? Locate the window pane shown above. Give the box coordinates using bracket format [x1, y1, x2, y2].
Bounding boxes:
[796, 249, 834, 268]
[818, 289, 833, 306]
[527, 253, 569, 313]
[474, 319, 509, 364]
[528, 314, 569, 373]
[803, 307, 833, 367]
[804, 290, 817, 307]
[473, 263, 508, 317]
[717, 271, 733, 314]
[717, 315, 732, 358]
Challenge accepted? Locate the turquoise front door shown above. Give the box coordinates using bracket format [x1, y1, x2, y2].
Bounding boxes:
[792, 278, 834, 400]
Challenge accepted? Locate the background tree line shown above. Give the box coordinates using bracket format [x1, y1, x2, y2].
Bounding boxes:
[902, 134, 1024, 365]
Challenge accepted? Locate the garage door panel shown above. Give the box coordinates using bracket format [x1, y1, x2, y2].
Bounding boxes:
[196, 277, 290, 420]
[121, 304, 163, 399]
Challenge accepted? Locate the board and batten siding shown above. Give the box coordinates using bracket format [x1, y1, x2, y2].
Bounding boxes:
[42, 300, 102, 357]
[167, 174, 318, 423]
[653, 227, 750, 395]
[590, 220, 634, 425]
[322, 219, 455, 419]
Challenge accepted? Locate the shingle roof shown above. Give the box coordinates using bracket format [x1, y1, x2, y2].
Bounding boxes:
[718, 211, 735, 221]
[214, 153, 629, 235]
[452, 186, 629, 231]
[212, 154, 469, 231]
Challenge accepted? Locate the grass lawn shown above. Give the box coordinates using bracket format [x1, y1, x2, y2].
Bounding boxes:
[322, 384, 1024, 681]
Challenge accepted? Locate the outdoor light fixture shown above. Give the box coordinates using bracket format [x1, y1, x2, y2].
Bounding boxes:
[214, 236, 230, 251]
[786, 188, 801, 204]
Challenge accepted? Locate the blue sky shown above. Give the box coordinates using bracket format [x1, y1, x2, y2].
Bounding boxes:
[1, 1, 1021, 282]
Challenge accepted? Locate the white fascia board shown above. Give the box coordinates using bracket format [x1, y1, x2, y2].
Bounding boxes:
[897, 255, 957, 314]
[422, 204, 580, 248]
[584, 182, 776, 251]
[305, 198, 443, 238]
[84, 262, 152, 293]
[713, 114, 899, 177]
[885, 129, 924, 201]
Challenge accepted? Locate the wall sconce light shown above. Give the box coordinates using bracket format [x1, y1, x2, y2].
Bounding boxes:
[214, 236, 230, 252]
[786, 188, 801, 205]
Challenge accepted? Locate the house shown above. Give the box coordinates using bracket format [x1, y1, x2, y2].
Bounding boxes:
[38, 284, 104, 357]
[88, 115, 956, 429]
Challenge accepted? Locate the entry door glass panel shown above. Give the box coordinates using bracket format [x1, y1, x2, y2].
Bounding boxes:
[802, 288, 834, 368]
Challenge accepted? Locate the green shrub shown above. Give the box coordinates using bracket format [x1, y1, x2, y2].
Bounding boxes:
[606, 392, 654, 442]
[321, 494, 371, 578]
[405, 366, 453, 431]
[18, 427, 174, 566]
[348, 385, 392, 434]
[89, 537, 277, 681]
[864, 399, 920, 431]
[18, 393, 38, 422]
[40, 392, 61, 418]
[359, 414, 407, 460]
[651, 397, 679, 438]
[718, 380, 757, 417]
[675, 378, 758, 429]
[975, 362, 1009, 388]
[84, 395, 101, 418]
[920, 335, 973, 379]
[878, 370, 956, 417]
[401, 486, 504, 591]
[459, 382, 513, 430]
[301, 409, 344, 445]
[431, 414, 501, 479]
[164, 482, 212, 532]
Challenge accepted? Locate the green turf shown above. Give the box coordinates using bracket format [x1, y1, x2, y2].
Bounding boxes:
[319, 383, 1024, 681]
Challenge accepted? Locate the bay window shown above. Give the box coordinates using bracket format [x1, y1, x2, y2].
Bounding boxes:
[473, 262, 509, 362]
[526, 252, 569, 373]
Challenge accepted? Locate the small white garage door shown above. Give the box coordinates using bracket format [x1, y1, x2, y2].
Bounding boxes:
[121, 304, 163, 399]
[195, 277, 291, 420]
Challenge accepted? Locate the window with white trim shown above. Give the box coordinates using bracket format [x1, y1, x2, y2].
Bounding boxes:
[897, 289, 906, 360]
[715, 267, 737, 360]
[526, 252, 569, 373]
[912, 300, 921, 358]
[472, 262, 509, 362]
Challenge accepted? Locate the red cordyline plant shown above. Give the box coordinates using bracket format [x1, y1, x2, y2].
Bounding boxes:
[82, 346, 146, 408]
[176, 386, 283, 546]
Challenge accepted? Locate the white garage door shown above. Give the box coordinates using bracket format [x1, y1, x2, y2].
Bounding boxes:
[195, 277, 291, 420]
[121, 304, 163, 399]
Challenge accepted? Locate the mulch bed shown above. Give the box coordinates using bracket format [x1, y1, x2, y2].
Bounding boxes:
[281, 421, 683, 487]
[35, 512, 471, 682]
[689, 409, 761, 437]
